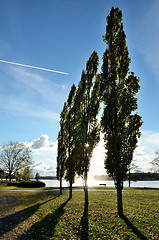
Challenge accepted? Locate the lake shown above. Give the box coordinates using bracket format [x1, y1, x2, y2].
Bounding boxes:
[42, 178, 159, 188]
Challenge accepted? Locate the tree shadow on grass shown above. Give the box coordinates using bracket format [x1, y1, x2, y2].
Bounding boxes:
[121, 214, 148, 240]
[18, 197, 70, 240]
[79, 201, 88, 240]
[0, 194, 59, 237]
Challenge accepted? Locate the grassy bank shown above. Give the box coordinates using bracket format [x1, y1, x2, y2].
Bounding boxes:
[0, 188, 158, 239]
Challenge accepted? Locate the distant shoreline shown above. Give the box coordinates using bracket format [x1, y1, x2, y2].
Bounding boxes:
[39, 172, 159, 181]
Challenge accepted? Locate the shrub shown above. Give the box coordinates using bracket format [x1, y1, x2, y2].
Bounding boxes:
[7, 181, 17, 186]
[0, 181, 8, 185]
[7, 181, 46, 188]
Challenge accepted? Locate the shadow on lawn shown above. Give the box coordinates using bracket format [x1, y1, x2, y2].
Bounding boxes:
[18, 197, 70, 240]
[79, 201, 88, 240]
[0, 194, 59, 237]
[121, 214, 148, 240]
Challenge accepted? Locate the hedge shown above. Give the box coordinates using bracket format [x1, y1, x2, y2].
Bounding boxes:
[7, 181, 46, 188]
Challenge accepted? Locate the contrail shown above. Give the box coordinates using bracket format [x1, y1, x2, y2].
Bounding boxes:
[0, 59, 69, 75]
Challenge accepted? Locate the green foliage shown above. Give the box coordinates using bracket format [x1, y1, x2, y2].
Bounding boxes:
[0, 169, 4, 179]
[56, 102, 67, 181]
[57, 52, 100, 200]
[57, 85, 77, 197]
[75, 51, 100, 177]
[101, 7, 143, 182]
[35, 172, 40, 181]
[7, 181, 45, 188]
[21, 167, 32, 181]
[14, 171, 22, 181]
[64, 84, 77, 184]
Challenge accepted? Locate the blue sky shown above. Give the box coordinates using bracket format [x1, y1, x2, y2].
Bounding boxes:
[0, 0, 159, 176]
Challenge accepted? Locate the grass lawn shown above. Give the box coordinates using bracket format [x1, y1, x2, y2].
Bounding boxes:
[0, 188, 158, 239]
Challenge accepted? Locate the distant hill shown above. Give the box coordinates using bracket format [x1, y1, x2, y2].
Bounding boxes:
[92, 173, 159, 181]
[40, 176, 57, 180]
[92, 175, 113, 181]
[39, 173, 159, 181]
[130, 172, 159, 181]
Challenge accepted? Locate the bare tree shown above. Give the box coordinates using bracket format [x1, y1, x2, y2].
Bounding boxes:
[128, 159, 141, 187]
[150, 150, 159, 173]
[0, 141, 32, 181]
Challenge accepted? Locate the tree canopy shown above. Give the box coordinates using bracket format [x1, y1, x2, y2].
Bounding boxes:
[57, 102, 68, 195]
[0, 141, 32, 181]
[56, 7, 142, 216]
[100, 7, 143, 216]
[75, 51, 100, 204]
[57, 51, 100, 202]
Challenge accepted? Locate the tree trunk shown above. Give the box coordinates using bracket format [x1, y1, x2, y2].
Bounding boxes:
[84, 170, 88, 206]
[128, 168, 131, 187]
[69, 179, 72, 199]
[9, 171, 12, 182]
[116, 179, 123, 217]
[60, 176, 62, 195]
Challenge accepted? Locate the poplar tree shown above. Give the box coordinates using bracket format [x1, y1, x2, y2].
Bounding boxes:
[77, 51, 100, 205]
[100, 7, 143, 216]
[57, 102, 67, 195]
[65, 84, 77, 199]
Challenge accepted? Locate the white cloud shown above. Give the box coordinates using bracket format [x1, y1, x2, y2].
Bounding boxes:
[90, 131, 159, 174]
[24, 134, 58, 176]
[145, 132, 159, 148]
[133, 131, 159, 171]
[25, 130, 159, 177]
[27, 134, 57, 151]
[133, 144, 152, 171]
[33, 161, 56, 176]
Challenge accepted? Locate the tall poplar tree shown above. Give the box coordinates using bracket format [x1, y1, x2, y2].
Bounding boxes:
[65, 84, 77, 199]
[57, 102, 67, 195]
[100, 7, 143, 216]
[77, 51, 100, 205]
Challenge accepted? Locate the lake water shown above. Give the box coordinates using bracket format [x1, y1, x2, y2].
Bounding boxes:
[42, 178, 159, 188]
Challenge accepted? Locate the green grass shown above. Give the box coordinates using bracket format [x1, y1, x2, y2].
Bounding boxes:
[0, 188, 158, 239]
[0, 185, 56, 190]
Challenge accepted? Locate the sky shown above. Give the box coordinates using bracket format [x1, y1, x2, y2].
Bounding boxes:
[0, 0, 159, 176]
